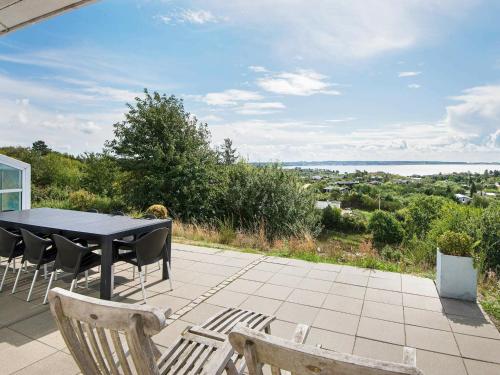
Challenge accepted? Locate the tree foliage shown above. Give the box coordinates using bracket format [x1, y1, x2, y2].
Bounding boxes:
[368, 210, 404, 245]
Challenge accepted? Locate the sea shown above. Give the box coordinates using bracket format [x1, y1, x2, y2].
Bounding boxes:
[283, 163, 500, 176]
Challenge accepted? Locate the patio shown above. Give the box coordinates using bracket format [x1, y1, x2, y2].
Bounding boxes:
[1, 243, 499, 375]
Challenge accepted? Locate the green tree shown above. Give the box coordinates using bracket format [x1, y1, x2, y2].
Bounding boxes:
[403, 195, 447, 239]
[106, 90, 218, 219]
[218, 138, 238, 165]
[31, 140, 51, 155]
[479, 202, 500, 271]
[368, 210, 404, 245]
[470, 181, 477, 196]
[322, 206, 342, 230]
[81, 152, 121, 197]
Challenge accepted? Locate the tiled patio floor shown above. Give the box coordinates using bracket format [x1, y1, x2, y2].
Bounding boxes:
[1, 243, 499, 374]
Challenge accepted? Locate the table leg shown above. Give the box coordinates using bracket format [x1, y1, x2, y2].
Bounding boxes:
[100, 237, 113, 300]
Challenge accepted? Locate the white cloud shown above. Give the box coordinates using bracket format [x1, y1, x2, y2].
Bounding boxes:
[248, 65, 268, 73]
[408, 84, 421, 89]
[445, 85, 500, 148]
[194, 0, 478, 60]
[399, 71, 421, 77]
[257, 69, 340, 96]
[235, 102, 285, 115]
[155, 9, 221, 25]
[326, 117, 357, 123]
[201, 89, 262, 106]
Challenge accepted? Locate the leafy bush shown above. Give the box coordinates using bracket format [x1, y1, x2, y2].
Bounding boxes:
[368, 210, 404, 245]
[381, 245, 403, 262]
[339, 212, 367, 233]
[67, 189, 126, 213]
[146, 204, 169, 219]
[480, 202, 500, 271]
[403, 195, 448, 239]
[322, 206, 342, 230]
[437, 231, 474, 257]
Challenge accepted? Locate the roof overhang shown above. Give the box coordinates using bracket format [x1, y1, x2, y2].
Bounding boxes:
[0, 0, 97, 36]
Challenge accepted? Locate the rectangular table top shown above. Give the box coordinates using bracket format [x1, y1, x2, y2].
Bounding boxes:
[0, 208, 171, 238]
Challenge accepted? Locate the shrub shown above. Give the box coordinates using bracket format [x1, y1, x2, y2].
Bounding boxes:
[322, 206, 342, 230]
[381, 245, 403, 262]
[437, 231, 474, 257]
[339, 212, 367, 233]
[368, 210, 404, 245]
[146, 204, 169, 219]
[68, 189, 96, 211]
[480, 202, 500, 271]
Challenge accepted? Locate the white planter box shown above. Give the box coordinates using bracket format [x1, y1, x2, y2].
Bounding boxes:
[436, 249, 477, 301]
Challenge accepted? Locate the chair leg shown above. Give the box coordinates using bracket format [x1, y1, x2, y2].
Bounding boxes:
[139, 270, 147, 304]
[12, 258, 16, 273]
[70, 279, 77, 292]
[43, 264, 48, 279]
[157, 261, 161, 271]
[132, 266, 135, 280]
[24, 261, 28, 272]
[85, 270, 89, 289]
[43, 272, 55, 304]
[27, 269, 39, 302]
[144, 265, 148, 282]
[111, 265, 114, 297]
[0, 261, 11, 291]
[167, 262, 173, 291]
[11, 262, 24, 294]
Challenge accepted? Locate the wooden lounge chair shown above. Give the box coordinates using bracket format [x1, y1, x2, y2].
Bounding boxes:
[48, 288, 274, 374]
[228, 324, 424, 375]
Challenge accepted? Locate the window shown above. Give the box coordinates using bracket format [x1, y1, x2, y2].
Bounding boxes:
[0, 155, 31, 211]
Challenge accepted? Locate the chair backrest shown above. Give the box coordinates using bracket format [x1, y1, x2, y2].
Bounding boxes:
[20, 228, 52, 264]
[229, 325, 424, 375]
[52, 234, 87, 274]
[48, 287, 171, 375]
[134, 228, 168, 268]
[0, 227, 21, 258]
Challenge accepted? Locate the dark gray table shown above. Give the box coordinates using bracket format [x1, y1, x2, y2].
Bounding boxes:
[0, 208, 172, 300]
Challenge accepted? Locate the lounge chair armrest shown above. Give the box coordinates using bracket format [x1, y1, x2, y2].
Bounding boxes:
[200, 340, 237, 375]
[292, 323, 310, 344]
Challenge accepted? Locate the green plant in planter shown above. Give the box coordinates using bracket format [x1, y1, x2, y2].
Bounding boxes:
[437, 231, 479, 258]
[146, 204, 169, 219]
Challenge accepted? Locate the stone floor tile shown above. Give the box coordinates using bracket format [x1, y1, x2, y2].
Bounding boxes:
[362, 300, 404, 323]
[264, 257, 290, 265]
[168, 283, 210, 300]
[353, 337, 404, 363]
[0, 294, 49, 327]
[405, 325, 460, 356]
[255, 283, 293, 300]
[370, 270, 402, 280]
[295, 278, 332, 293]
[307, 269, 338, 281]
[269, 320, 297, 340]
[464, 359, 500, 375]
[416, 350, 467, 375]
[357, 317, 405, 345]
[9, 310, 66, 350]
[181, 303, 223, 324]
[401, 275, 438, 297]
[240, 269, 274, 283]
[275, 302, 319, 325]
[314, 309, 359, 335]
[404, 307, 451, 331]
[192, 264, 240, 277]
[306, 328, 355, 353]
[330, 282, 366, 299]
[268, 273, 303, 288]
[205, 290, 249, 308]
[441, 298, 485, 319]
[252, 262, 284, 272]
[340, 266, 371, 275]
[312, 263, 343, 272]
[322, 294, 363, 315]
[287, 289, 327, 308]
[286, 258, 314, 269]
[0, 327, 57, 374]
[402, 293, 443, 312]
[447, 314, 500, 339]
[12, 351, 80, 375]
[454, 333, 500, 363]
[335, 273, 369, 287]
[367, 277, 401, 292]
[278, 265, 310, 277]
[190, 272, 227, 287]
[146, 293, 191, 312]
[239, 296, 283, 316]
[225, 279, 263, 294]
[365, 288, 402, 305]
[153, 319, 191, 348]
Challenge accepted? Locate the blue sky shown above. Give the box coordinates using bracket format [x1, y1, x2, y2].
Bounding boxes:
[0, 0, 499, 162]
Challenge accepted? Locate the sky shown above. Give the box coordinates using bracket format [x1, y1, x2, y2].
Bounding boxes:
[0, 0, 500, 162]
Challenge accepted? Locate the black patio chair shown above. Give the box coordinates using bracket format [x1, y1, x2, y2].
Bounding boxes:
[113, 227, 171, 303]
[0, 227, 24, 292]
[12, 229, 57, 301]
[43, 234, 101, 304]
[86, 208, 99, 213]
[111, 210, 125, 216]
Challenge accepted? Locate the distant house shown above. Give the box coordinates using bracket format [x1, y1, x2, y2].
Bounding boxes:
[479, 191, 496, 197]
[311, 175, 323, 181]
[336, 181, 358, 187]
[369, 180, 382, 185]
[323, 186, 334, 193]
[315, 200, 341, 210]
[455, 193, 471, 204]
[394, 179, 409, 184]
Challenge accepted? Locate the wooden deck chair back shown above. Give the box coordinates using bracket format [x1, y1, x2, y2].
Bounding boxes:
[48, 288, 171, 375]
[229, 325, 424, 375]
